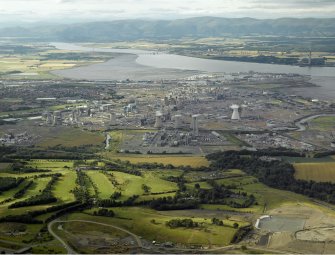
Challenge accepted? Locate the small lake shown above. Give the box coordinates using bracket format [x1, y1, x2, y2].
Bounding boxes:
[259, 216, 305, 232]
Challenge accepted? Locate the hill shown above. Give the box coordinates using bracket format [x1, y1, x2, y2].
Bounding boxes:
[1, 17, 335, 42]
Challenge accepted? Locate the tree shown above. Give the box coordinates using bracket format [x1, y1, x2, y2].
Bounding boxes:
[94, 208, 115, 217]
[194, 183, 200, 189]
[142, 184, 151, 194]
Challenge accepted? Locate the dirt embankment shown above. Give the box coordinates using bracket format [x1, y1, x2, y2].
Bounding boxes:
[265, 203, 335, 254]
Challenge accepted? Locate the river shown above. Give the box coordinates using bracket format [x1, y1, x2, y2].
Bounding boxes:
[52, 42, 335, 99]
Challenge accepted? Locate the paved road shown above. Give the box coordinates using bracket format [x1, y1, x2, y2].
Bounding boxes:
[48, 219, 296, 254]
[48, 219, 143, 254]
[295, 113, 335, 131]
[152, 243, 289, 254]
[48, 220, 77, 254]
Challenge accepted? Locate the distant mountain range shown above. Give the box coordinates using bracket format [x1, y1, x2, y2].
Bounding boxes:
[1, 17, 335, 41]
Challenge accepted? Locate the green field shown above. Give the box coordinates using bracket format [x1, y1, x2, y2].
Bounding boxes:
[37, 128, 105, 148]
[86, 171, 117, 199]
[213, 173, 314, 212]
[65, 207, 245, 246]
[53, 220, 131, 254]
[109, 155, 210, 168]
[53, 171, 77, 203]
[309, 116, 335, 131]
[185, 181, 212, 190]
[184, 169, 244, 182]
[0, 46, 114, 81]
[111, 171, 178, 200]
[0, 157, 333, 253]
[28, 159, 74, 170]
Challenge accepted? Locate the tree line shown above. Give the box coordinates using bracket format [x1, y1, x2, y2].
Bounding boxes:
[9, 174, 61, 208]
[206, 151, 335, 204]
[0, 177, 24, 193]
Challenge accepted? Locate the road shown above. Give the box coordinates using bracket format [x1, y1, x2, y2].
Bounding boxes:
[48, 220, 77, 254]
[48, 219, 143, 254]
[295, 113, 335, 131]
[48, 218, 296, 254]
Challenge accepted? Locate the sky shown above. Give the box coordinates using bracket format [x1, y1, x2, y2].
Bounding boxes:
[0, 0, 334, 24]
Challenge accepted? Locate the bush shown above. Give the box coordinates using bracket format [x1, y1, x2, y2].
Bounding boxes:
[93, 208, 115, 217]
[166, 219, 199, 228]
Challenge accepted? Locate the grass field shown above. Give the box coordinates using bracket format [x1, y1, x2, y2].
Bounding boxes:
[185, 181, 212, 190]
[86, 171, 116, 199]
[1, 156, 333, 251]
[111, 171, 178, 200]
[28, 159, 74, 170]
[309, 116, 335, 131]
[294, 162, 335, 183]
[109, 155, 210, 168]
[282, 156, 335, 163]
[65, 207, 245, 246]
[242, 181, 312, 211]
[212, 173, 314, 213]
[0, 180, 27, 202]
[0, 46, 113, 80]
[149, 169, 184, 179]
[84, 170, 178, 200]
[53, 171, 77, 203]
[37, 128, 104, 148]
[0, 163, 11, 171]
[55, 220, 130, 254]
[183, 169, 244, 182]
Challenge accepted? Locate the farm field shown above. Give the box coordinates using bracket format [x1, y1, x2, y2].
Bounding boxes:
[0, 156, 334, 253]
[37, 127, 105, 148]
[109, 155, 210, 167]
[28, 159, 74, 170]
[294, 162, 335, 183]
[0, 45, 117, 80]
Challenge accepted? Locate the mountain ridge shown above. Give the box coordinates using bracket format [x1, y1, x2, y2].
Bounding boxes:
[1, 17, 335, 41]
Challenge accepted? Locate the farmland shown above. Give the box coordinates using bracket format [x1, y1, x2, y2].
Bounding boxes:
[0, 153, 334, 254]
[37, 127, 105, 148]
[109, 155, 210, 168]
[294, 162, 335, 183]
[0, 158, 256, 252]
[0, 44, 118, 80]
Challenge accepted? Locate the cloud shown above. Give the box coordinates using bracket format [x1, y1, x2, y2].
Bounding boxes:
[0, 0, 333, 24]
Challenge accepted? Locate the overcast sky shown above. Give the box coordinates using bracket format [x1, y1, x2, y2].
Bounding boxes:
[0, 0, 334, 24]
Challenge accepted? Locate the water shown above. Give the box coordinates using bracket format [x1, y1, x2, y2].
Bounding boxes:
[52, 42, 335, 77]
[52, 42, 335, 99]
[259, 216, 305, 232]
